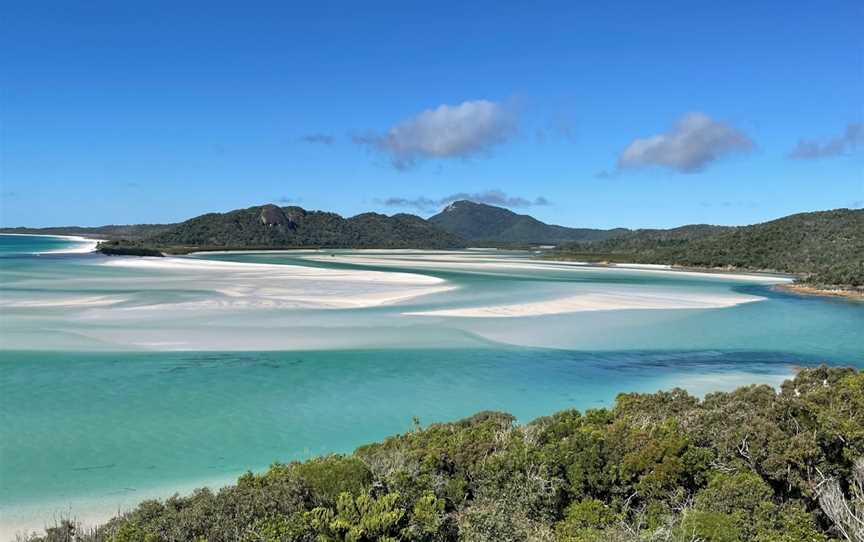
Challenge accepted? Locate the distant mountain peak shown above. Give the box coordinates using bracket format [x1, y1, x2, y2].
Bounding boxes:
[429, 201, 622, 244]
[442, 200, 476, 212]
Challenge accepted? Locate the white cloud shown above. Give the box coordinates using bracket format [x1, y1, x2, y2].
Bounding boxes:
[789, 123, 863, 159]
[617, 113, 754, 173]
[355, 100, 518, 169]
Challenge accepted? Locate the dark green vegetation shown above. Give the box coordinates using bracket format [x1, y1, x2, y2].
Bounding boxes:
[97, 205, 466, 253]
[428, 201, 626, 244]
[5, 203, 861, 288]
[0, 224, 175, 241]
[97, 243, 165, 257]
[550, 209, 864, 287]
[25, 367, 864, 542]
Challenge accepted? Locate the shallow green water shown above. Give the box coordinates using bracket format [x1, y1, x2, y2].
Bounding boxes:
[0, 235, 862, 536]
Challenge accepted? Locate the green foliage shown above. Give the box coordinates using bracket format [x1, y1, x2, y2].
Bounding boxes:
[246, 512, 311, 542]
[552, 208, 864, 286]
[109, 521, 158, 542]
[97, 242, 165, 256]
[120, 204, 466, 251]
[677, 510, 742, 542]
[292, 456, 373, 506]
[404, 493, 447, 541]
[554, 498, 619, 540]
[25, 366, 864, 542]
[308, 492, 405, 542]
[695, 471, 773, 514]
[690, 472, 775, 540]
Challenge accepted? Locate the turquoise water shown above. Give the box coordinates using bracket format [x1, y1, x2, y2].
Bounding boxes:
[1, 235, 862, 536]
[0, 234, 89, 255]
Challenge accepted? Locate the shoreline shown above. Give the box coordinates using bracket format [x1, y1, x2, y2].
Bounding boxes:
[1, 475, 237, 541]
[1, 233, 103, 254]
[28, 241, 796, 287]
[97, 246, 790, 284]
[299, 252, 793, 284]
[774, 283, 864, 301]
[403, 290, 765, 318]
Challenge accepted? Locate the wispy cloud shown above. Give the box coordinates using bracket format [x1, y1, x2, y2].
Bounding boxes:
[617, 112, 753, 173]
[276, 195, 300, 204]
[380, 189, 549, 211]
[788, 123, 863, 159]
[354, 100, 518, 169]
[299, 133, 335, 145]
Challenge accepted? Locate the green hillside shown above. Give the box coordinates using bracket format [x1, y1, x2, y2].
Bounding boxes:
[552, 209, 864, 286]
[6, 205, 860, 288]
[428, 200, 625, 244]
[0, 223, 175, 241]
[26, 366, 864, 542]
[102, 204, 465, 252]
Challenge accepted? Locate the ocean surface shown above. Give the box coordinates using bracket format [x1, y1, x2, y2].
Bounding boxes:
[1, 234, 862, 537]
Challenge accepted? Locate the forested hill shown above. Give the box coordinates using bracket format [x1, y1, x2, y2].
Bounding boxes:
[6, 205, 861, 285]
[27, 366, 864, 542]
[0, 223, 175, 241]
[428, 200, 626, 244]
[100, 204, 466, 252]
[551, 208, 864, 286]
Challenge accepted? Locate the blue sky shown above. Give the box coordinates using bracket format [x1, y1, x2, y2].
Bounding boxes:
[1, 1, 861, 228]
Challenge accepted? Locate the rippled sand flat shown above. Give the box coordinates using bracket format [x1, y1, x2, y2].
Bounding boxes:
[101, 256, 456, 309]
[404, 290, 764, 317]
[301, 251, 794, 282]
[0, 248, 832, 353]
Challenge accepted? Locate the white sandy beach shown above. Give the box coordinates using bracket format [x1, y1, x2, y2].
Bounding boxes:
[101, 253, 778, 318]
[0, 248, 791, 318]
[42, 236, 101, 254]
[301, 252, 794, 283]
[99, 256, 457, 310]
[403, 289, 764, 318]
[2, 233, 102, 254]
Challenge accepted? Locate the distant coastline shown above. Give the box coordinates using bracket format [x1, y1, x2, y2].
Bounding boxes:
[4, 204, 860, 299]
[546, 255, 862, 302]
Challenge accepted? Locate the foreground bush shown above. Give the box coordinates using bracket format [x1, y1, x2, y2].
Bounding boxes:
[21, 366, 864, 542]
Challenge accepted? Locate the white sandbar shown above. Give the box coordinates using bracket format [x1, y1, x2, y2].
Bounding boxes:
[2, 233, 102, 254]
[404, 289, 764, 318]
[302, 252, 793, 283]
[100, 256, 456, 310]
